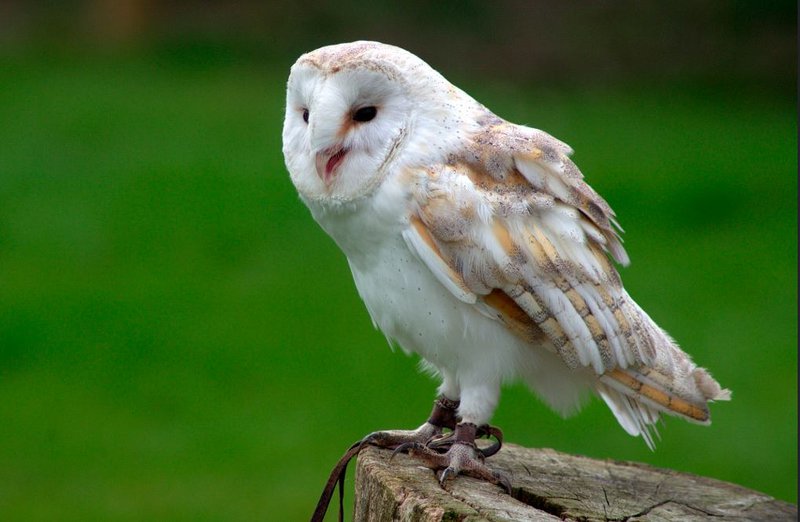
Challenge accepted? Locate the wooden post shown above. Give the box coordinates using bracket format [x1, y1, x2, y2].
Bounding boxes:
[353, 443, 796, 521]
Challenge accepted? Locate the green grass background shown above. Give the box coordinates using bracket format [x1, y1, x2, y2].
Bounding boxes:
[0, 50, 796, 520]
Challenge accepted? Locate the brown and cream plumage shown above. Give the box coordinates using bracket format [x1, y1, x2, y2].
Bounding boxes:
[282, 41, 730, 491]
[403, 115, 729, 448]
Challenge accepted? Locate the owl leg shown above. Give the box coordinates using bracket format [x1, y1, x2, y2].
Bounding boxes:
[393, 422, 511, 492]
[358, 396, 460, 449]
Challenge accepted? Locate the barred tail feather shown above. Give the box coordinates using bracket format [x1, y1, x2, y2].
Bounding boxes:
[597, 362, 731, 449]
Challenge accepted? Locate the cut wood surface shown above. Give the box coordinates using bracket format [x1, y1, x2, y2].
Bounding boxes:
[353, 443, 796, 521]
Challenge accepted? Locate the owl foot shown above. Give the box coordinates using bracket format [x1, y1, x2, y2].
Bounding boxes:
[392, 422, 511, 493]
[358, 396, 460, 450]
[311, 400, 505, 522]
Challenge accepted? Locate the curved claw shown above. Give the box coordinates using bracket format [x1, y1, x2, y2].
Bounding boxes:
[439, 466, 457, 487]
[360, 430, 408, 449]
[390, 441, 423, 461]
[357, 431, 384, 450]
[475, 425, 504, 458]
[492, 471, 513, 494]
[426, 431, 455, 452]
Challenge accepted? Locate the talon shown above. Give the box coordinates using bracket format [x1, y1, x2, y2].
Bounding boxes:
[439, 466, 457, 486]
[390, 441, 420, 460]
[427, 431, 455, 452]
[358, 433, 377, 448]
[476, 425, 503, 458]
[493, 471, 513, 493]
[358, 430, 393, 449]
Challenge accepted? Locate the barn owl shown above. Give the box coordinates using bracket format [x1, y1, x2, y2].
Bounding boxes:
[282, 41, 730, 489]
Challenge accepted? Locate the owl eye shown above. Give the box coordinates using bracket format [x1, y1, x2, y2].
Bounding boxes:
[302, 108, 309, 124]
[353, 106, 377, 122]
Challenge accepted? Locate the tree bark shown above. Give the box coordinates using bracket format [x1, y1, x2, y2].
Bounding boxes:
[353, 443, 796, 521]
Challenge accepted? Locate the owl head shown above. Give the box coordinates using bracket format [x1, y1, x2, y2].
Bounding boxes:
[282, 41, 479, 205]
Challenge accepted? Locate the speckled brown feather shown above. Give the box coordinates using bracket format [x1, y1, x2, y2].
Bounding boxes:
[407, 114, 729, 431]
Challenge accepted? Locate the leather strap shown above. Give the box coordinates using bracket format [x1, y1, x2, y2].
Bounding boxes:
[310, 440, 362, 522]
[309, 397, 462, 521]
[426, 396, 460, 429]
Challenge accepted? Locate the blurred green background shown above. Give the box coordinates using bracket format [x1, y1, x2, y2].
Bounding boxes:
[0, 1, 796, 520]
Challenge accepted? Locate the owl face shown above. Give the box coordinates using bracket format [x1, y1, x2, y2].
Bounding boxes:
[283, 41, 480, 205]
[282, 42, 421, 204]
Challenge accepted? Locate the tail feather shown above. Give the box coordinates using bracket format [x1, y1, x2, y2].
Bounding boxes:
[598, 363, 731, 448]
[593, 296, 731, 447]
[597, 382, 660, 450]
[602, 368, 711, 423]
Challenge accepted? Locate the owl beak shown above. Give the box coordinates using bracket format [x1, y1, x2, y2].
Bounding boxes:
[315, 147, 348, 184]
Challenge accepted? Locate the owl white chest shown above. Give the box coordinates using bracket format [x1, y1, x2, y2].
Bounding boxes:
[305, 177, 526, 379]
[349, 232, 468, 366]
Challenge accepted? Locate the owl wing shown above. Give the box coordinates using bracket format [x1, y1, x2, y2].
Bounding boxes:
[403, 119, 729, 446]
